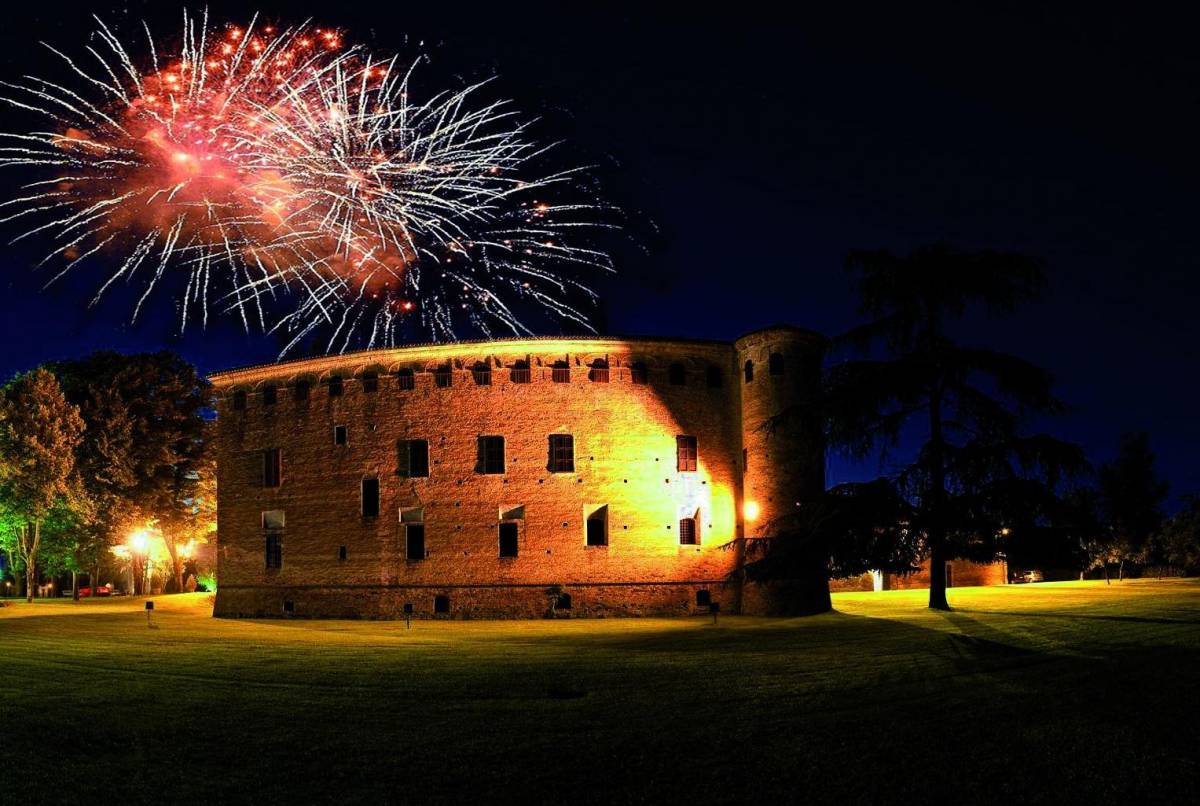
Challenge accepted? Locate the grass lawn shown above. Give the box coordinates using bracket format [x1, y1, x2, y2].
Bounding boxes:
[2, 580, 1198, 804]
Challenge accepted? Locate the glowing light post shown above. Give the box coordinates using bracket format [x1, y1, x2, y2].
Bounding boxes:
[128, 529, 151, 596]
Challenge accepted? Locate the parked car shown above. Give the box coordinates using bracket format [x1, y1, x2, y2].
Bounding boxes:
[78, 585, 113, 597]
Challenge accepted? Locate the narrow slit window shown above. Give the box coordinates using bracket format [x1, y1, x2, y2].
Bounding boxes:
[265, 532, 283, 569]
[586, 506, 608, 547]
[744, 360, 754, 383]
[361, 477, 381, 518]
[334, 425, 348, 446]
[262, 448, 282, 488]
[405, 523, 426, 560]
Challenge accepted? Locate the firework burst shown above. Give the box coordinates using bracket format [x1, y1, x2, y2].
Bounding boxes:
[0, 11, 615, 354]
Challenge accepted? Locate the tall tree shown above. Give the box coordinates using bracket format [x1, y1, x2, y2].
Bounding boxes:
[828, 245, 1084, 609]
[1153, 496, 1200, 575]
[0, 369, 86, 602]
[52, 351, 212, 593]
[1096, 432, 1168, 580]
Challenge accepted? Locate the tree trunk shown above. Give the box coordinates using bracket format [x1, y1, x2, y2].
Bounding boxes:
[928, 543, 950, 610]
[24, 520, 40, 603]
[1103, 563, 1110, 584]
[1118, 559, 1125, 582]
[91, 563, 100, 596]
[72, 570, 79, 602]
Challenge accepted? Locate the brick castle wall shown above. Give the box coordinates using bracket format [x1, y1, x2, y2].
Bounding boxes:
[211, 329, 825, 618]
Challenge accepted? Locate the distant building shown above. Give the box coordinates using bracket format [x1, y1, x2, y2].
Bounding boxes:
[209, 326, 828, 618]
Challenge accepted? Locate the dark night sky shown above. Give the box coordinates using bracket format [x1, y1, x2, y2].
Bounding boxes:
[0, 3, 1196, 503]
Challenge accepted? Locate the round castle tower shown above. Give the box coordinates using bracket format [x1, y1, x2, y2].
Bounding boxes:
[734, 326, 827, 539]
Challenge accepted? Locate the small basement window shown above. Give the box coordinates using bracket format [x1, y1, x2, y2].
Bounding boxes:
[434, 594, 450, 614]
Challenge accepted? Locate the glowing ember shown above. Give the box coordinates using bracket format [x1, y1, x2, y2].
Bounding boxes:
[0, 11, 614, 354]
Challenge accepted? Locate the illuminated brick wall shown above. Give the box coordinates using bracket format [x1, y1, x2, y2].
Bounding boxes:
[210, 327, 825, 618]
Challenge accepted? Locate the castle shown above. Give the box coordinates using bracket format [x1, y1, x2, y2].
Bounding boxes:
[209, 325, 1005, 619]
[210, 326, 838, 617]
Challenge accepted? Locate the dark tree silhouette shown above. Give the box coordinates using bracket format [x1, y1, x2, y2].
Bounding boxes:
[827, 245, 1085, 610]
[1096, 431, 1168, 581]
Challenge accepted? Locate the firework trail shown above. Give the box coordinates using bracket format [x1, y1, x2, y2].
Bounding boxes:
[0, 11, 614, 354]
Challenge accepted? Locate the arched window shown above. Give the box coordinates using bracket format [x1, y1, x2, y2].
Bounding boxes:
[588, 359, 609, 383]
[668, 363, 686, 386]
[744, 360, 754, 383]
[396, 369, 415, 391]
[769, 352, 785, 376]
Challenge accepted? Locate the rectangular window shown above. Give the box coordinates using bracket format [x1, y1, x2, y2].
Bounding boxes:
[669, 364, 686, 385]
[262, 385, 278, 406]
[400, 439, 429, 477]
[405, 524, 425, 560]
[477, 436, 505, 474]
[294, 380, 311, 402]
[679, 516, 699, 545]
[434, 594, 450, 614]
[361, 477, 380, 518]
[265, 533, 283, 569]
[334, 425, 348, 446]
[548, 434, 575, 473]
[551, 364, 570, 383]
[434, 367, 453, 388]
[676, 435, 698, 472]
[586, 506, 608, 547]
[396, 370, 415, 390]
[361, 372, 378, 393]
[328, 375, 344, 397]
[630, 363, 648, 384]
[232, 390, 247, 411]
[262, 448, 282, 488]
[473, 364, 491, 385]
[510, 364, 531, 384]
[498, 521, 519, 558]
[262, 510, 286, 530]
[588, 364, 609, 382]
